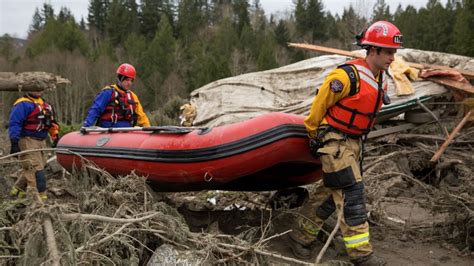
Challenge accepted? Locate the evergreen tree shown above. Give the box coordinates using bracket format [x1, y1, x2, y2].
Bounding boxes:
[58, 7, 75, 23]
[306, 0, 327, 42]
[274, 20, 290, 47]
[124, 32, 147, 62]
[325, 12, 339, 41]
[177, 0, 209, 44]
[415, 0, 454, 52]
[257, 34, 278, 71]
[337, 5, 367, 50]
[106, 0, 139, 46]
[372, 0, 392, 22]
[57, 21, 90, 54]
[142, 16, 177, 80]
[239, 23, 258, 57]
[88, 0, 109, 34]
[27, 18, 89, 57]
[393, 4, 418, 48]
[161, 0, 175, 31]
[42, 3, 55, 23]
[29, 8, 44, 33]
[0, 34, 14, 61]
[449, 0, 474, 56]
[80, 17, 86, 30]
[140, 0, 161, 39]
[294, 0, 307, 37]
[232, 0, 250, 36]
[252, 0, 261, 10]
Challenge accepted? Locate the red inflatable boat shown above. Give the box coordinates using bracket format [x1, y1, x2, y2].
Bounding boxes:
[56, 112, 322, 192]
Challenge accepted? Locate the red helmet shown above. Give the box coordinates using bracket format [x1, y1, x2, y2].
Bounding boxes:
[357, 21, 403, 49]
[116, 63, 136, 79]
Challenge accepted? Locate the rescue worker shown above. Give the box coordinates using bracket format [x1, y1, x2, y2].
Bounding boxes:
[83, 63, 150, 128]
[288, 21, 403, 265]
[9, 90, 59, 201]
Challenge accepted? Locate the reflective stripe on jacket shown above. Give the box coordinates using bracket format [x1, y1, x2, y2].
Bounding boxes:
[325, 59, 387, 135]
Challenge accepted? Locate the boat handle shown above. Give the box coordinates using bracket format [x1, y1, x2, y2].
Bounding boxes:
[204, 171, 213, 182]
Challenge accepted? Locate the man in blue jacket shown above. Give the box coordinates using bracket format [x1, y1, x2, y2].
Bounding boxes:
[9, 90, 59, 201]
[83, 63, 150, 128]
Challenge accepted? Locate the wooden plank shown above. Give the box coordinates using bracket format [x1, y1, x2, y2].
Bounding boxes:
[288, 43, 365, 59]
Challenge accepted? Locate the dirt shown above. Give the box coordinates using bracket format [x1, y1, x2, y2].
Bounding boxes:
[1, 115, 473, 265]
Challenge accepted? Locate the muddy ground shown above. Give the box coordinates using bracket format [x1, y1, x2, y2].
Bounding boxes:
[1, 110, 473, 265]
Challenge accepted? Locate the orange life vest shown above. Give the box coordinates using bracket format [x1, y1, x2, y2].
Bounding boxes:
[325, 59, 387, 136]
[99, 85, 138, 126]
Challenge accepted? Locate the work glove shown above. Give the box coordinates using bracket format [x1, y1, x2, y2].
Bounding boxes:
[382, 92, 391, 105]
[308, 138, 323, 158]
[51, 134, 60, 148]
[10, 140, 20, 154]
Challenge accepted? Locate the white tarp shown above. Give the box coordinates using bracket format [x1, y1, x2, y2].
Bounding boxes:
[190, 49, 473, 127]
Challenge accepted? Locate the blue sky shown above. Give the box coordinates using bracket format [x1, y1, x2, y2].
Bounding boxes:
[0, 0, 440, 39]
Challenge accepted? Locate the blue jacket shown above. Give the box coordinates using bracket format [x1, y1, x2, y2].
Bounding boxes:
[9, 100, 49, 142]
[83, 85, 150, 128]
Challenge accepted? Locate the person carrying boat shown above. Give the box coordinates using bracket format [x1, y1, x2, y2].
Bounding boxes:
[288, 21, 403, 265]
[9, 90, 60, 201]
[83, 63, 150, 128]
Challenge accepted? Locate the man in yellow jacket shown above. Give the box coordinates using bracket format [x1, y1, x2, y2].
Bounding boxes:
[83, 63, 150, 128]
[289, 21, 403, 266]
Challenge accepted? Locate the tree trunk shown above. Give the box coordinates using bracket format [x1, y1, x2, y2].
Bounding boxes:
[0, 72, 70, 92]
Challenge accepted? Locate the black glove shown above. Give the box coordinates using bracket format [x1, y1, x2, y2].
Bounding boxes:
[309, 138, 322, 158]
[10, 140, 20, 154]
[382, 92, 391, 105]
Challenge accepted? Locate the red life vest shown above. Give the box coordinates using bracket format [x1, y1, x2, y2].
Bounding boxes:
[22, 96, 55, 132]
[325, 59, 387, 136]
[99, 85, 138, 125]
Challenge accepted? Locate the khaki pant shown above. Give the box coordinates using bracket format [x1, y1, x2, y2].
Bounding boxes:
[14, 137, 47, 191]
[291, 131, 372, 259]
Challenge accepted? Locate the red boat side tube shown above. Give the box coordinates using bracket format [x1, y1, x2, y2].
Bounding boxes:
[56, 112, 322, 191]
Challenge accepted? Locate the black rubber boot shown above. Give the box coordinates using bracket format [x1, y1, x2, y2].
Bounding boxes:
[351, 254, 386, 266]
[288, 235, 315, 260]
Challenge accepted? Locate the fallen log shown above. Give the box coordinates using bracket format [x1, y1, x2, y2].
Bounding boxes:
[288, 43, 474, 82]
[0, 72, 70, 92]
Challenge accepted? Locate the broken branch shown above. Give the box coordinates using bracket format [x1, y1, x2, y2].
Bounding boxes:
[61, 212, 160, 223]
[430, 111, 472, 162]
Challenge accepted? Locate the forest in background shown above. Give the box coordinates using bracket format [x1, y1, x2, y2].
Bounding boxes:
[0, 0, 472, 128]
